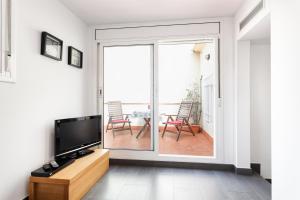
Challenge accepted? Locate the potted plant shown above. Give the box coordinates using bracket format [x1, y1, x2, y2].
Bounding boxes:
[184, 80, 202, 133]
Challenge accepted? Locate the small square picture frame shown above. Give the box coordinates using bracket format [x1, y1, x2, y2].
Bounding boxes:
[41, 32, 63, 61]
[68, 46, 83, 68]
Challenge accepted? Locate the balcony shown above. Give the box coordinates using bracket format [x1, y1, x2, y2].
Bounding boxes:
[103, 102, 213, 156]
[102, 42, 215, 157]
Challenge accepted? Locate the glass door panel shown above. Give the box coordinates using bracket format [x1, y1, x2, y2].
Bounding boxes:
[103, 45, 153, 150]
[158, 41, 216, 157]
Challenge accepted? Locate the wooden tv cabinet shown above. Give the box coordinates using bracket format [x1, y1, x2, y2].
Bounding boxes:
[29, 149, 109, 200]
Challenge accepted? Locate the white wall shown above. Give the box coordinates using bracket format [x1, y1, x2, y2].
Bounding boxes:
[235, 41, 251, 169]
[159, 44, 201, 104]
[200, 43, 215, 137]
[221, 19, 235, 165]
[0, 0, 89, 199]
[250, 42, 271, 179]
[272, 0, 300, 199]
[234, 0, 271, 171]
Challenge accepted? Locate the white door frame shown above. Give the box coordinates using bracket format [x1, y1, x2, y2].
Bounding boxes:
[96, 36, 223, 164]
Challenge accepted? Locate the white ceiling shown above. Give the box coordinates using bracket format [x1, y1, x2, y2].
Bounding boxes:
[60, 0, 245, 25]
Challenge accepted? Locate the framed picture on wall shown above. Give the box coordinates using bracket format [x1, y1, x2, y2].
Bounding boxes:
[68, 46, 83, 68]
[41, 32, 63, 61]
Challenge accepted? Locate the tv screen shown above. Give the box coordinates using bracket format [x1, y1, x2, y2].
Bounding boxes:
[55, 115, 101, 157]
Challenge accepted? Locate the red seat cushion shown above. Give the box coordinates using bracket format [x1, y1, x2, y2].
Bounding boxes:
[112, 119, 130, 123]
[164, 120, 183, 125]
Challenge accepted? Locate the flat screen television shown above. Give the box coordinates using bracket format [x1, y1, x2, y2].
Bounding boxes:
[55, 115, 101, 158]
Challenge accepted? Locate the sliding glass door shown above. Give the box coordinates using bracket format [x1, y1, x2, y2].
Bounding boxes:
[100, 38, 218, 158]
[103, 45, 153, 150]
[158, 40, 216, 157]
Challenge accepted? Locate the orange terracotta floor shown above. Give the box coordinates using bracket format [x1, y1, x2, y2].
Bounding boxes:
[104, 126, 214, 156]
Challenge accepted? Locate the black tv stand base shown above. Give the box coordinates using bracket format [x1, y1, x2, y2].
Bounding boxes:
[31, 158, 75, 177]
[57, 149, 95, 161]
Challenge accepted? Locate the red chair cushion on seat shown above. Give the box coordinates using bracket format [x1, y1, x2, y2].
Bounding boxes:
[164, 120, 183, 125]
[112, 119, 130, 123]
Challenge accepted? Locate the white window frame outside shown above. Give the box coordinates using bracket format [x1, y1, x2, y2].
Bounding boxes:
[97, 37, 221, 164]
[93, 20, 227, 164]
[0, 0, 16, 83]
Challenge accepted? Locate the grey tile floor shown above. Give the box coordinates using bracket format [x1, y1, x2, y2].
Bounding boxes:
[83, 165, 271, 200]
